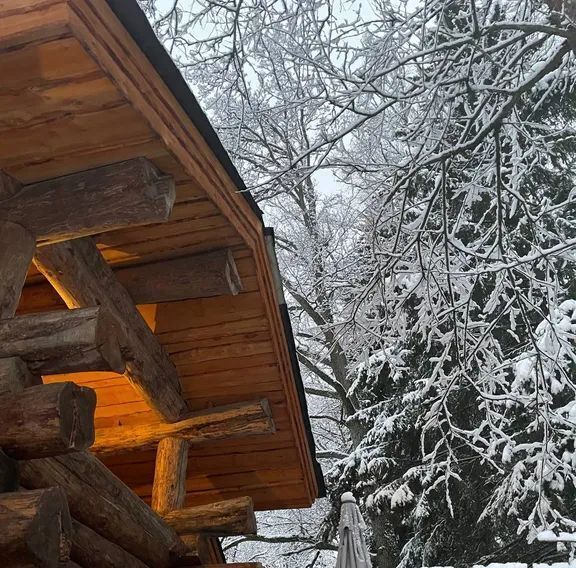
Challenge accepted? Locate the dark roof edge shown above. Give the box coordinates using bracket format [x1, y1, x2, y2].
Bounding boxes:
[105, 0, 263, 220]
[105, 0, 325, 497]
[264, 228, 326, 498]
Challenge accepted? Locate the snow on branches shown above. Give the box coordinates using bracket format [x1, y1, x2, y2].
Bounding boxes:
[139, 0, 576, 565]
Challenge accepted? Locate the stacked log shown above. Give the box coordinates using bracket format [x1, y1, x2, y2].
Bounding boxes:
[19, 451, 186, 567]
[70, 520, 148, 568]
[163, 497, 257, 537]
[0, 382, 96, 458]
[0, 487, 72, 567]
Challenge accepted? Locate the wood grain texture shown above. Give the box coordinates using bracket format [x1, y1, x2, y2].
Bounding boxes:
[34, 237, 189, 422]
[163, 496, 257, 537]
[0, 1, 70, 51]
[0, 357, 40, 395]
[92, 400, 275, 457]
[71, 519, 148, 568]
[19, 451, 186, 567]
[0, 487, 72, 568]
[179, 534, 212, 564]
[0, 306, 125, 375]
[152, 437, 189, 514]
[0, 220, 35, 319]
[0, 158, 175, 244]
[0, 382, 96, 459]
[116, 249, 242, 304]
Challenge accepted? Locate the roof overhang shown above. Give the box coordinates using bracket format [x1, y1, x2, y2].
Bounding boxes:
[5, 0, 324, 510]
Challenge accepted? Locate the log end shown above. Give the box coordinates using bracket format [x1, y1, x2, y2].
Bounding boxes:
[60, 383, 98, 452]
[0, 487, 72, 567]
[29, 487, 72, 566]
[0, 382, 96, 458]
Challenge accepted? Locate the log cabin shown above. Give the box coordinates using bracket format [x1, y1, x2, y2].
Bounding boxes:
[0, 1, 325, 566]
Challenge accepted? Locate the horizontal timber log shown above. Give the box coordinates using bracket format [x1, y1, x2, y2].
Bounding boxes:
[34, 238, 189, 422]
[71, 519, 148, 568]
[0, 307, 125, 375]
[0, 382, 96, 459]
[115, 249, 242, 303]
[163, 497, 257, 537]
[19, 451, 186, 567]
[0, 487, 72, 567]
[0, 158, 175, 245]
[92, 400, 275, 457]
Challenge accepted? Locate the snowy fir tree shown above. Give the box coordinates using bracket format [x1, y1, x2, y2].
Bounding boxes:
[140, 1, 576, 566]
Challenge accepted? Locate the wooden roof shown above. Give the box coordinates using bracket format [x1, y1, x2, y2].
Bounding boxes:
[5, 0, 323, 511]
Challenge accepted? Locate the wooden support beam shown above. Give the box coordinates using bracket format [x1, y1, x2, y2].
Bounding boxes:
[0, 357, 40, 395]
[0, 487, 72, 567]
[35, 237, 188, 422]
[19, 451, 186, 567]
[93, 400, 275, 457]
[0, 382, 96, 459]
[163, 496, 257, 537]
[0, 158, 175, 245]
[116, 249, 242, 304]
[0, 307, 125, 375]
[152, 437, 189, 514]
[71, 519, 148, 568]
[0, 220, 35, 319]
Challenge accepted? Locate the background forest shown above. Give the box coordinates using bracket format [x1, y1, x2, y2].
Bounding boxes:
[139, 1, 576, 566]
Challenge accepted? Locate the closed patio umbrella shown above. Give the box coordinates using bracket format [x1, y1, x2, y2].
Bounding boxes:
[336, 492, 371, 568]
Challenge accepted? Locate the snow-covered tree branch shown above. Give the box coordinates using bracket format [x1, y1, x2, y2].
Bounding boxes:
[140, 0, 576, 566]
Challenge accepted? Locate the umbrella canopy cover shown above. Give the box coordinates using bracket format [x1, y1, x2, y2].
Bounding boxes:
[336, 492, 372, 568]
